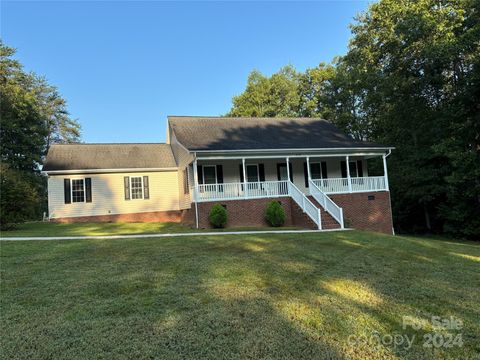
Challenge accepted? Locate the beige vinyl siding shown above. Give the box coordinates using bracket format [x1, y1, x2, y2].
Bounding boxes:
[48, 171, 181, 219]
[169, 129, 193, 209]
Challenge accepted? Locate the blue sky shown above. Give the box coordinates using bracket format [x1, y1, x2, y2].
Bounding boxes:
[2, 1, 370, 143]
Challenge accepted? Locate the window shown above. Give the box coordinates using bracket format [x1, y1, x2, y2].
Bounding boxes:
[349, 162, 358, 177]
[310, 163, 322, 179]
[246, 164, 259, 183]
[130, 176, 143, 199]
[202, 165, 217, 185]
[183, 168, 190, 194]
[71, 179, 85, 203]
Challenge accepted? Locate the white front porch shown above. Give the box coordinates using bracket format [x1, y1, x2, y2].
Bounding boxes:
[188, 152, 391, 230]
[191, 155, 390, 203]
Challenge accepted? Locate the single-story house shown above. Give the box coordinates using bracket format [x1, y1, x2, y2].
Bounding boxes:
[43, 116, 394, 234]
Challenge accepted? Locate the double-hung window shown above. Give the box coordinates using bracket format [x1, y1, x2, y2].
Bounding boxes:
[246, 164, 259, 183]
[130, 176, 144, 199]
[310, 163, 323, 179]
[72, 179, 85, 203]
[202, 165, 217, 185]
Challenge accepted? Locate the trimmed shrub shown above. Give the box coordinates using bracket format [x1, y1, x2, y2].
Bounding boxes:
[209, 204, 227, 228]
[265, 201, 286, 227]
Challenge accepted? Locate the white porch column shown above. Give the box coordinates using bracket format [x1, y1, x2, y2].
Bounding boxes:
[383, 154, 390, 191]
[286, 157, 290, 181]
[193, 159, 199, 229]
[242, 158, 247, 198]
[306, 156, 311, 183]
[346, 156, 352, 193]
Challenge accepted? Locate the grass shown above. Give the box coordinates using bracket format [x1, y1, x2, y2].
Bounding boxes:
[1, 231, 479, 359]
[0, 221, 301, 237]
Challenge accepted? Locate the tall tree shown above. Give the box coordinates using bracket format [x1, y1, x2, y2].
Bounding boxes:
[0, 41, 81, 170]
[0, 41, 81, 227]
[228, 65, 302, 117]
[227, 0, 479, 238]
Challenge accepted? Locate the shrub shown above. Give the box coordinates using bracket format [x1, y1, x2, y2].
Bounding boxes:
[208, 204, 227, 228]
[265, 201, 285, 227]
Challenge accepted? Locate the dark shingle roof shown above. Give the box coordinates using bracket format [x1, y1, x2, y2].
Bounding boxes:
[43, 143, 177, 171]
[169, 116, 385, 151]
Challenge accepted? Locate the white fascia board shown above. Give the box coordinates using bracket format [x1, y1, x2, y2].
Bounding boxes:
[42, 167, 178, 175]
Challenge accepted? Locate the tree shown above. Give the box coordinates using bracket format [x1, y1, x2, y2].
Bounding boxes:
[227, 0, 480, 238]
[0, 41, 81, 226]
[0, 41, 81, 171]
[228, 65, 302, 117]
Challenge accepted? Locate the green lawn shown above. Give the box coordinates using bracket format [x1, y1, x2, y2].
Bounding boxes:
[1, 232, 478, 359]
[0, 221, 301, 237]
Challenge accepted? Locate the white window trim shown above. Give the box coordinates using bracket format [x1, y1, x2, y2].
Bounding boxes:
[309, 162, 324, 180]
[71, 178, 86, 203]
[246, 163, 260, 183]
[129, 176, 144, 200]
[201, 165, 217, 185]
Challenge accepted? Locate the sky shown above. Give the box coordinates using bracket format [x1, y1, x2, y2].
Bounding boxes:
[2, 1, 371, 143]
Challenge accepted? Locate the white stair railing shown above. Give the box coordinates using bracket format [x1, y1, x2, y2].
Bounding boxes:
[288, 181, 322, 229]
[309, 180, 344, 228]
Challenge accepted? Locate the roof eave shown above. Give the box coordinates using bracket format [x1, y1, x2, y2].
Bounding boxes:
[42, 167, 178, 175]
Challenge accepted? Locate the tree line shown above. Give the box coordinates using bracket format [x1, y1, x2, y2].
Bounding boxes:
[228, 0, 480, 239]
[0, 42, 81, 229]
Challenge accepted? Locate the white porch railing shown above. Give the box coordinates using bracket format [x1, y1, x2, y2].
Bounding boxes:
[309, 180, 344, 228]
[196, 180, 289, 202]
[288, 182, 322, 229]
[312, 176, 387, 194]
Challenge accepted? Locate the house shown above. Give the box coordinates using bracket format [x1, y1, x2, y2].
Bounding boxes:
[43, 116, 394, 234]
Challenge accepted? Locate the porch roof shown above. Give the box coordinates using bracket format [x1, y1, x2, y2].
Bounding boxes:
[169, 116, 389, 152]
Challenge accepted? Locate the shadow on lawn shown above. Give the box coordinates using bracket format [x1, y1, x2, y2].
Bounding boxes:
[1, 232, 479, 359]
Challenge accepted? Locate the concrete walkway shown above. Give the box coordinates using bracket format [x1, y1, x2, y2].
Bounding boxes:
[0, 228, 351, 241]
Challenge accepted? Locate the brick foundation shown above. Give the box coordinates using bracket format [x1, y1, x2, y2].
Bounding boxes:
[330, 191, 393, 235]
[195, 197, 317, 230]
[52, 191, 393, 235]
[53, 209, 195, 224]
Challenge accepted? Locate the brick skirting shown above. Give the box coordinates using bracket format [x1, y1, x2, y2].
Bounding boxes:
[52, 191, 393, 234]
[195, 197, 317, 230]
[330, 191, 394, 235]
[52, 209, 194, 224]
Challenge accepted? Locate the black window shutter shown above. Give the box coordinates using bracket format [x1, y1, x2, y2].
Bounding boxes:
[197, 165, 204, 185]
[289, 163, 293, 182]
[357, 160, 364, 177]
[64, 179, 71, 204]
[276, 163, 281, 181]
[259, 164, 265, 182]
[216, 165, 224, 183]
[340, 161, 347, 178]
[321, 162, 328, 179]
[303, 162, 309, 187]
[85, 178, 92, 203]
[143, 176, 149, 199]
[124, 176, 130, 200]
[239, 164, 244, 182]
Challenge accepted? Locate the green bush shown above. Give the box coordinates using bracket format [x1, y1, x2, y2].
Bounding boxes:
[265, 201, 286, 227]
[208, 204, 227, 228]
